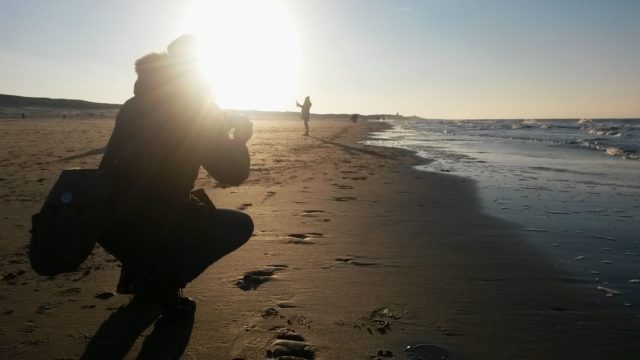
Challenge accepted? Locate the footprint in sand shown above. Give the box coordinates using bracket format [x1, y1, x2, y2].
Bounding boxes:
[373, 349, 394, 358]
[335, 256, 379, 267]
[331, 183, 354, 190]
[235, 265, 288, 291]
[262, 191, 277, 203]
[237, 202, 252, 211]
[333, 196, 357, 202]
[57, 287, 81, 296]
[300, 209, 325, 217]
[35, 302, 61, 314]
[267, 332, 316, 360]
[366, 307, 402, 335]
[286, 233, 324, 245]
[276, 301, 298, 309]
[261, 307, 280, 319]
[335, 307, 401, 336]
[2, 270, 26, 285]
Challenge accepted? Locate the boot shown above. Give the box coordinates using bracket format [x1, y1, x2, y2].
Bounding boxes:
[135, 268, 196, 319]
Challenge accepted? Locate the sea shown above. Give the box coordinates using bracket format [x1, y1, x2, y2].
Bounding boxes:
[365, 118, 640, 309]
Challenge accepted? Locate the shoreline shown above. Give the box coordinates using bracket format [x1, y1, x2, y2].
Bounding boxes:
[0, 117, 639, 359]
[366, 119, 640, 310]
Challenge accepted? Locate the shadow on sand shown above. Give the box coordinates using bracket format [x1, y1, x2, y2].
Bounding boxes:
[310, 136, 396, 160]
[59, 147, 107, 162]
[81, 298, 194, 359]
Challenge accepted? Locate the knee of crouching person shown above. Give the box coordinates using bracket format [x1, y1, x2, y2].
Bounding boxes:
[240, 213, 254, 242]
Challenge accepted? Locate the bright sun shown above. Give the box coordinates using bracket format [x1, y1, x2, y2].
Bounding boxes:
[181, 0, 300, 111]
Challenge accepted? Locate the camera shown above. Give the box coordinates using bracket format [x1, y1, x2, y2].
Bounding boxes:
[220, 113, 252, 142]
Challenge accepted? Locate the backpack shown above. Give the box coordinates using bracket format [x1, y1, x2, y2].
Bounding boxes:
[29, 169, 110, 276]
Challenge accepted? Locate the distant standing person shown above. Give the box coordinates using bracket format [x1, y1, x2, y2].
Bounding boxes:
[296, 96, 312, 136]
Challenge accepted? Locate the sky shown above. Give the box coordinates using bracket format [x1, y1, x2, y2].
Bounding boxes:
[1, 0, 639, 119]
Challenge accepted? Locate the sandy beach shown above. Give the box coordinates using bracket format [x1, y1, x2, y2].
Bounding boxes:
[1, 115, 639, 359]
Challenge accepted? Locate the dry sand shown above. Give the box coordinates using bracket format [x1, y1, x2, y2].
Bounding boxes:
[1, 116, 639, 359]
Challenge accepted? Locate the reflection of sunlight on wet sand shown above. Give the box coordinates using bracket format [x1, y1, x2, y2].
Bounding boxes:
[182, 0, 299, 111]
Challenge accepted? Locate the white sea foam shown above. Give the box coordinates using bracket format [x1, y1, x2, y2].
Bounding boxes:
[597, 286, 622, 296]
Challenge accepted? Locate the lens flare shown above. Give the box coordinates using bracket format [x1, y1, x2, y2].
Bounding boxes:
[181, 0, 300, 111]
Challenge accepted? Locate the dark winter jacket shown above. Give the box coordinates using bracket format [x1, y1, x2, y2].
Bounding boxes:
[100, 52, 250, 225]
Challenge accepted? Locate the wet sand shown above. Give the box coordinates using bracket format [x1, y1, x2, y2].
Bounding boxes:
[0, 116, 639, 359]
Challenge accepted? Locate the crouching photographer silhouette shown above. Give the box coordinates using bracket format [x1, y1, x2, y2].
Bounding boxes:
[82, 35, 254, 359]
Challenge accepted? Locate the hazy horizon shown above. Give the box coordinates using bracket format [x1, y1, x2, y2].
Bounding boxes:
[1, 0, 639, 119]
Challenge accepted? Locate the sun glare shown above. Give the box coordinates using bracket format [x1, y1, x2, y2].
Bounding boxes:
[181, 0, 300, 111]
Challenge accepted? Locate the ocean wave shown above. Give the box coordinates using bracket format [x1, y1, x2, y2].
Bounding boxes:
[605, 147, 625, 157]
[586, 126, 621, 137]
[579, 140, 639, 160]
[511, 123, 535, 130]
[404, 119, 640, 160]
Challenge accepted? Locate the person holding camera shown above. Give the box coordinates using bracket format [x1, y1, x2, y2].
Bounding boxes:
[98, 35, 254, 317]
[296, 96, 312, 136]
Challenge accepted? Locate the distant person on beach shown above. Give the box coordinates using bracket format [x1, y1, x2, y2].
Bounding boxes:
[296, 96, 312, 136]
[351, 114, 358, 124]
[98, 35, 253, 320]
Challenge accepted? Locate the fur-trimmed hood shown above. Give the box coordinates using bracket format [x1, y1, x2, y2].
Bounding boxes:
[132, 39, 208, 97]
